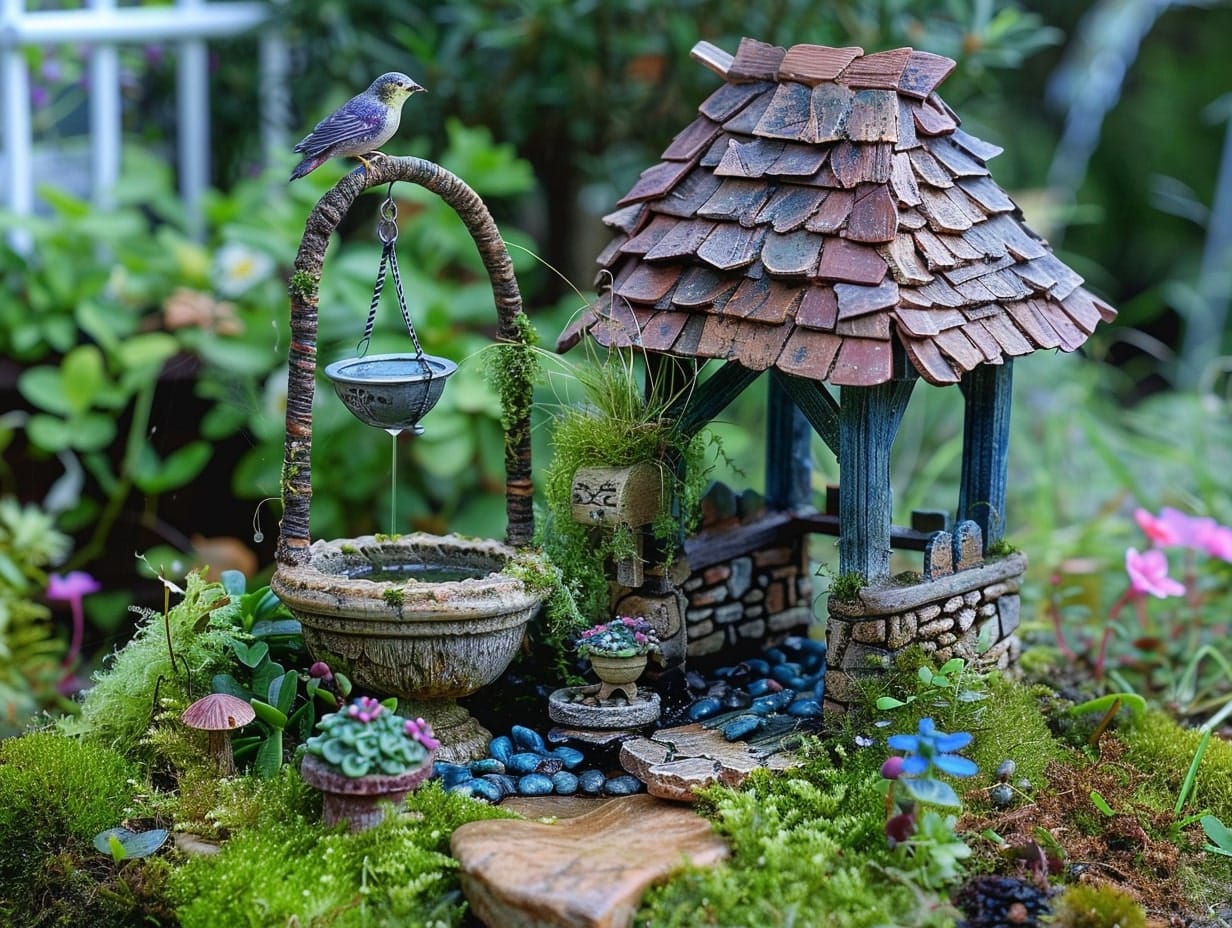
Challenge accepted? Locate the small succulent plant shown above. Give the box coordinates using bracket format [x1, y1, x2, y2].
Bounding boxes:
[576, 615, 661, 659]
[303, 696, 439, 778]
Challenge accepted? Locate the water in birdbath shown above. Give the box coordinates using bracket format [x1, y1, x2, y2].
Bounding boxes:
[387, 428, 400, 534]
[346, 563, 491, 584]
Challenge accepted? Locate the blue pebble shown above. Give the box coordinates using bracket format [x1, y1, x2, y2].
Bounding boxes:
[551, 771, 579, 795]
[764, 647, 787, 665]
[469, 757, 506, 775]
[770, 663, 802, 685]
[713, 665, 737, 680]
[517, 773, 555, 796]
[752, 690, 795, 714]
[488, 735, 514, 764]
[511, 725, 546, 754]
[746, 678, 776, 697]
[509, 751, 563, 775]
[813, 678, 827, 701]
[482, 773, 518, 796]
[578, 769, 606, 794]
[603, 775, 643, 796]
[744, 658, 770, 676]
[723, 714, 765, 741]
[550, 746, 585, 770]
[434, 762, 472, 788]
[687, 696, 724, 721]
[468, 778, 504, 803]
[799, 653, 825, 674]
[787, 699, 823, 718]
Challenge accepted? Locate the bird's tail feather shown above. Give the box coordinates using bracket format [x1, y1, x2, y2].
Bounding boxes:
[289, 156, 325, 181]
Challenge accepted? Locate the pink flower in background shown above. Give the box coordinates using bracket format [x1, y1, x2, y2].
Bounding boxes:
[1125, 548, 1185, 599]
[1196, 521, 1232, 562]
[46, 571, 101, 674]
[1135, 507, 1184, 547]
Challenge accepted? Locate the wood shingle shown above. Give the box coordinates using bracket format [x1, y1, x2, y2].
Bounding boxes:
[563, 39, 1117, 386]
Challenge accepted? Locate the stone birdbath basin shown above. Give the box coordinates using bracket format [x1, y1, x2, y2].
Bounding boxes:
[271, 157, 542, 763]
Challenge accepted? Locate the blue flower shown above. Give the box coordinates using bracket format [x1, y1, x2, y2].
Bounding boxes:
[887, 717, 978, 779]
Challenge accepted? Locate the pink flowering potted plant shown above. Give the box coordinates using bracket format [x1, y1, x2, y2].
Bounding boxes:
[576, 615, 661, 701]
[299, 695, 439, 831]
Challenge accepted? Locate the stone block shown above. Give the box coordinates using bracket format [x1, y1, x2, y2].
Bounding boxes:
[686, 606, 715, 623]
[917, 603, 942, 622]
[943, 595, 964, 614]
[840, 642, 892, 672]
[923, 531, 955, 581]
[936, 632, 957, 647]
[956, 607, 977, 632]
[754, 547, 793, 568]
[714, 603, 745, 625]
[825, 615, 852, 662]
[953, 520, 984, 570]
[738, 619, 766, 639]
[887, 611, 918, 650]
[852, 619, 887, 645]
[704, 564, 732, 585]
[689, 586, 729, 608]
[919, 617, 954, 638]
[744, 588, 765, 604]
[977, 603, 997, 619]
[963, 590, 981, 606]
[999, 594, 1021, 638]
[769, 605, 812, 632]
[727, 557, 753, 598]
[689, 629, 726, 656]
[765, 582, 786, 614]
[687, 619, 715, 640]
[683, 576, 703, 593]
[983, 581, 1009, 599]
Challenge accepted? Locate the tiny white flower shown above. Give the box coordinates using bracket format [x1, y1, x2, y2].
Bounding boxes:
[214, 242, 273, 297]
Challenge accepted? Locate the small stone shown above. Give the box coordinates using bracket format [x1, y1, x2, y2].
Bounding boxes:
[467, 778, 505, 803]
[721, 689, 753, 710]
[603, 775, 643, 796]
[517, 773, 555, 797]
[722, 714, 765, 741]
[685, 670, 708, 692]
[989, 783, 1014, 809]
[482, 773, 518, 797]
[488, 735, 514, 765]
[745, 658, 771, 676]
[470, 758, 506, 776]
[550, 746, 585, 770]
[770, 663, 801, 685]
[751, 690, 795, 714]
[996, 759, 1017, 783]
[508, 752, 562, 776]
[511, 725, 547, 754]
[688, 697, 724, 721]
[746, 678, 775, 696]
[764, 647, 787, 665]
[578, 769, 606, 794]
[786, 698, 822, 718]
[1015, 778, 1033, 795]
[551, 770, 579, 795]
[436, 762, 472, 788]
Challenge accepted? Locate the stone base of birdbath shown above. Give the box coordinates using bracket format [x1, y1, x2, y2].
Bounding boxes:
[547, 686, 661, 730]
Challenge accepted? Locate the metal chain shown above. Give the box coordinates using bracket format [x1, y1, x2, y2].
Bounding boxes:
[356, 183, 427, 362]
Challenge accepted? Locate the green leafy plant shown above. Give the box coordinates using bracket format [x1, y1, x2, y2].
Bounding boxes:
[1199, 814, 1232, 857]
[575, 615, 661, 659]
[302, 696, 439, 778]
[876, 657, 987, 723]
[93, 826, 170, 862]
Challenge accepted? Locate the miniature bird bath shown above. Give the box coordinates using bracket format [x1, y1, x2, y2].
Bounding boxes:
[272, 157, 541, 762]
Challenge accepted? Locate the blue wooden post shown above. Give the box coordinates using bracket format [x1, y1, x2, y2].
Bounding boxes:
[838, 380, 914, 582]
[958, 360, 1013, 550]
[766, 374, 812, 510]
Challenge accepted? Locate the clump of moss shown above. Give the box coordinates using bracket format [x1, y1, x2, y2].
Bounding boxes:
[639, 743, 961, 927]
[0, 731, 157, 919]
[1051, 882, 1147, 928]
[169, 781, 513, 927]
[829, 570, 866, 603]
[58, 571, 237, 758]
[1121, 710, 1232, 823]
[383, 586, 405, 607]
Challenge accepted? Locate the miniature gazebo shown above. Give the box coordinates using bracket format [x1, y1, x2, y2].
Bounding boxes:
[558, 37, 1117, 710]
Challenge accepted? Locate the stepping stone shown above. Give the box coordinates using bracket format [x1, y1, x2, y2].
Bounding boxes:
[451, 793, 729, 928]
[619, 722, 800, 802]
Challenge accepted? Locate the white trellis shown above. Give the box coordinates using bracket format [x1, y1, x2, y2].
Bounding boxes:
[0, 0, 288, 244]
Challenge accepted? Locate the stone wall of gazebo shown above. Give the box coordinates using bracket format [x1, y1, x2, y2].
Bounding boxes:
[678, 486, 814, 661]
[823, 523, 1026, 712]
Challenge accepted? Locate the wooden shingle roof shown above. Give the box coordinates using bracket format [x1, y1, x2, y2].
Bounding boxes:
[558, 38, 1117, 386]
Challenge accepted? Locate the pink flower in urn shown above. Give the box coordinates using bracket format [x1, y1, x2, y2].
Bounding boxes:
[309, 661, 334, 681]
[404, 717, 440, 751]
[347, 695, 384, 724]
[1125, 548, 1186, 599]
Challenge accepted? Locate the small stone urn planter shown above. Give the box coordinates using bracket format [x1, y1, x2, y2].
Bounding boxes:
[300, 697, 438, 832]
[588, 652, 650, 702]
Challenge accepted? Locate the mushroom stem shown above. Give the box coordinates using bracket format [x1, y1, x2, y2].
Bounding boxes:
[208, 730, 235, 777]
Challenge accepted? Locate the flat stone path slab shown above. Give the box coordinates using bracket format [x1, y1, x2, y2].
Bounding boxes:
[620, 721, 801, 802]
[451, 793, 729, 928]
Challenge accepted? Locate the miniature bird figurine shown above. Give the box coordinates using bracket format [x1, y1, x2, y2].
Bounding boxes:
[289, 72, 426, 181]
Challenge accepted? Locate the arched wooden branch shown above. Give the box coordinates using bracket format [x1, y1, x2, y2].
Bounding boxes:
[276, 158, 535, 567]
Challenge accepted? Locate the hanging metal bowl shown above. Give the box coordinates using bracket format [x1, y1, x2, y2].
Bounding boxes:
[325, 353, 457, 434]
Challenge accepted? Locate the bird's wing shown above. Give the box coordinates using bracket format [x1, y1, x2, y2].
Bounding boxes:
[292, 102, 385, 155]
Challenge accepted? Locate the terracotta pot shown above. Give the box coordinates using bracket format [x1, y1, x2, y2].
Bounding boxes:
[300, 751, 434, 832]
[588, 652, 649, 702]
